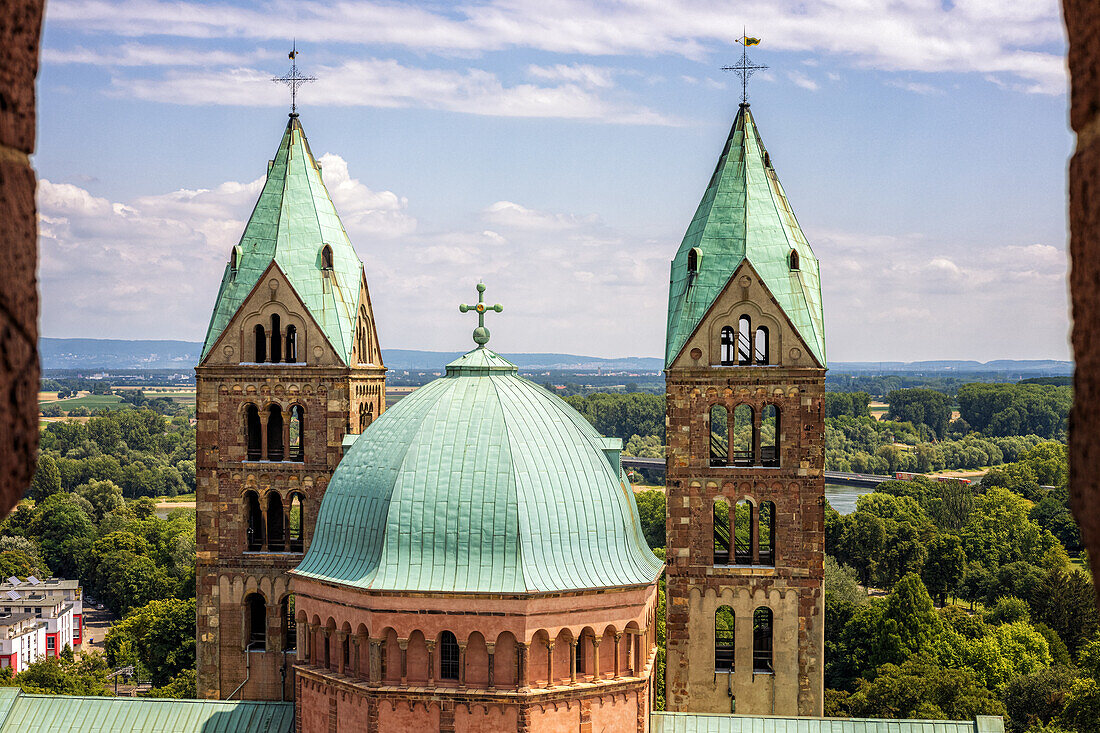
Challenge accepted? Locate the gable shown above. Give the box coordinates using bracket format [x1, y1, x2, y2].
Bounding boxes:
[669, 259, 823, 371]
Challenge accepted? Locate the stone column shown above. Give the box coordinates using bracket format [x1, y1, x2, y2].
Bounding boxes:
[613, 632, 622, 678]
[517, 642, 528, 691]
[282, 409, 291, 462]
[426, 640, 436, 686]
[591, 637, 601, 679]
[336, 631, 347, 674]
[296, 621, 307, 663]
[398, 639, 408, 685]
[486, 643, 495, 689]
[569, 639, 578, 684]
[457, 641, 467, 688]
[545, 641, 555, 687]
[368, 639, 382, 685]
[260, 412, 269, 460]
[308, 624, 319, 666]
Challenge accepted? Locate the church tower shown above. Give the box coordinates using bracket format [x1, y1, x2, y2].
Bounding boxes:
[663, 102, 826, 716]
[195, 113, 386, 700]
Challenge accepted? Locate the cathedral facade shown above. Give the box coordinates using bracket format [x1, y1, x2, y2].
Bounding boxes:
[195, 114, 386, 700]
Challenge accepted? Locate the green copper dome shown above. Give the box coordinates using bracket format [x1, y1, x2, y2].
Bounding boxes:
[292, 348, 663, 594]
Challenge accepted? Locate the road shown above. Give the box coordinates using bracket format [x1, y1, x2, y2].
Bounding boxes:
[619, 457, 891, 487]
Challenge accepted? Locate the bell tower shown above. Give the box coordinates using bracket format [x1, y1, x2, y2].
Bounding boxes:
[663, 102, 826, 716]
[195, 112, 386, 700]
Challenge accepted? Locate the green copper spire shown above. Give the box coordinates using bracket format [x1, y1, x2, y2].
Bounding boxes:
[200, 115, 365, 364]
[459, 282, 503, 348]
[665, 104, 826, 368]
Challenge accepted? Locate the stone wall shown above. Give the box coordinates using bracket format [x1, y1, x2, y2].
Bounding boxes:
[0, 0, 43, 517]
[1066, 0, 1100, 608]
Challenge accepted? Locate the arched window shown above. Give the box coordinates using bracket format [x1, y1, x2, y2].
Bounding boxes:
[254, 324, 267, 363]
[575, 633, 587, 676]
[321, 245, 333, 270]
[687, 247, 701, 275]
[245, 490, 264, 551]
[754, 326, 769, 365]
[245, 404, 262, 461]
[734, 500, 753, 565]
[230, 247, 239, 273]
[289, 405, 303, 462]
[714, 498, 730, 565]
[737, 315, 752, 365]
[270, 315, 282, 364]
[761, 405, 779, 467]
[710, 405, 729, 467]
[715, 606, 735, 671]
[753, 608, 773, 672]
[342, 633, 351, 668]
[245, 593, 266, 651]
[359, 403, 373, 433]
[732, 404, 754, 466]
[266, 492, 285, 551]
[759, 501, 775, 566]
[281, 596, 296, 651]
[440, 631, 460, 680]
[789, 249, 800, 271]
[267, 405, 283, 461]
[720, 326, 736, 366]
[285, 325, 297, 363]
[288, 493, 304, 552]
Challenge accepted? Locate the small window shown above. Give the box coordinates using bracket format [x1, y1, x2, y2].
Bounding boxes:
[245, 404, 262, 461]
[737, 315, 752, 365]
[720, 326, 736, 366]
[285, 325, 297, 363]
[575, 635, 586, 675]
[753, 608, 773, 672]
[732, 404, 754, 466]
[687, 247, 701, 275]
[288, 493, 304, 552]
[759, 501, 776, 565]
[270, 315, 282, 364]
[789, 249, 800, 271]
[761, 405, 779, 467]
[440, 631, 460, 680]
[321, 245, 334, 270]
[267, 405, 284, 461]
[254, 325, 267, 363]
[245, 594, 266, 651]
[734, 500, 753, 565]
[230, 246, 240, 273]
[715, 606, 735, 671]
[710, 405, 729, 467]
[754, 327, 769, 365]
[289, 405, 304, 462]
[245, 490, 264, 551]
[714, 498, 730, 565]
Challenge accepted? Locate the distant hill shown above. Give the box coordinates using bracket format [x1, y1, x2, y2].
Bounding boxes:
[39, 339, 1072, 375]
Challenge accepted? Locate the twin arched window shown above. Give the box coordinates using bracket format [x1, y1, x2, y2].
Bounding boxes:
[720, 316, 769, 366]
[244, 403, 306, 463]
[251, 316, 301, 363]
[245, 489, 306, 553]
[713, 606, 773, 673]
[708, 404, 780, 468]
[713, 499, 776, 567]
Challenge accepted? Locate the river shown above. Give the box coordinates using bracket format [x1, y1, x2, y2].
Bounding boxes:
[824, 483, 874, 514]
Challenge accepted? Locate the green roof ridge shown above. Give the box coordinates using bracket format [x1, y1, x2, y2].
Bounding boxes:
[200, 115, 365, 364]
[665, 104, 826, 368]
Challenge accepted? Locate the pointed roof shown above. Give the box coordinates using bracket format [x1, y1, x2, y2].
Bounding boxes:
[200, 115, 365, 364]
[665, 104, 826, 368]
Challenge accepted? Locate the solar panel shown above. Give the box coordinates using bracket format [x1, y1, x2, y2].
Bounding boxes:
[26, 577, 39, 585]
[6, 591, 20, 601]
[5, 578, 19, 587]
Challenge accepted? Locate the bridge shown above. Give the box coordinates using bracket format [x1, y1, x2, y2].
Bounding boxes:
[619, 456, 891, 488]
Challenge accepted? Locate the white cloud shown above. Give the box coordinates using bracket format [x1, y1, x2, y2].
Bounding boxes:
[42, 43, 262, 67]
[886, 79, 943, 95]
[787, 71, 819, 91]
[481, 201, 598, 231]
[814, 228, 1069, 360]
[37, 156, 414, 339]
[109, 58, 676, 125]
[46, 0, 1067, 94]
[527, 63, 616, 89]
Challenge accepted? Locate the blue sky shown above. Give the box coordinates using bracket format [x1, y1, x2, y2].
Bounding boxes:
[35, 0, 1071, 361]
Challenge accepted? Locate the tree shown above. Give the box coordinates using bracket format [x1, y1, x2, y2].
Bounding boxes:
[1058, 677, 1100, 733]
[28, 454, 61, 502]
[880, 574, 943, 664]
[105, 598, 195, 687]
[633, 490, 665, 550]
[144, 669, 196, 699]
[1030, 569, 1100, 656]
[28, 494, 94, 577]
[76, 479, 124, 521]
[983, 596, 1030, 625]
[887, 388, 952, 439]
[963, 621, 1051, 691]
[11, 653, 110, 695]
[922, 534, 966, 605]
[825, 556, 867, 608]
[837, 511, 886, 585]
[1004, 667, 1077, 733]
[961, 488, 1058, 569]
[846, 658, 1004, 719]
[880, 521, 928, 586]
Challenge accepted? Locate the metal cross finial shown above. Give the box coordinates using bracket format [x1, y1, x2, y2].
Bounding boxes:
[272, 41, 316, 116]
[459, 282, 503, 348]
[721, 34, 767, 104]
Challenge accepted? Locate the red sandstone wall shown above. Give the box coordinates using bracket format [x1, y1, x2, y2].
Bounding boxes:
[1066, 0, 1100, 606]
[0, 0, 43, 518]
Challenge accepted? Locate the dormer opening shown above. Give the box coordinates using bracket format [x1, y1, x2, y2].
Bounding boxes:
[321, 244, 333, 271]
[229, 246, 240, 276]
[687, 247, 701, 275]
[789, 249, 800, 271]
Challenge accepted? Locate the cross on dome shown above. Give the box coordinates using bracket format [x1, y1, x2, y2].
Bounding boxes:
[459, 282, 503, 348]
[271, 41, 317, 117]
